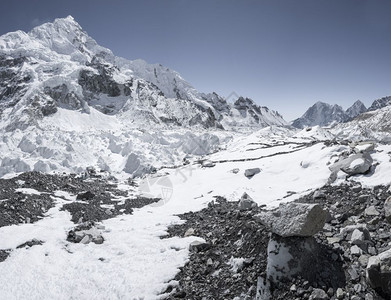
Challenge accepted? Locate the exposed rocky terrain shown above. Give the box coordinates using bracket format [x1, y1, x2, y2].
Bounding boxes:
[163, 182, 391, 300]
[0, 170, 159, 261]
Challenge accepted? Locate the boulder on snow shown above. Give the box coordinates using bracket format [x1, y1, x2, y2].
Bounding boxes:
[328, 153, 373, 182]
[244, 168, 261, 178]
[366, 248, 391, 297]
[201, 160, 215, 168]
[340, 153, 373, 176]
[255, 202, 327, 237]
[238, 192, 257, 211]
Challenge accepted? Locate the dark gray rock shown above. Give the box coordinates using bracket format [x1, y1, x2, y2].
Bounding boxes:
[244, 168, 261, 178]
[238, 192, 257, 211]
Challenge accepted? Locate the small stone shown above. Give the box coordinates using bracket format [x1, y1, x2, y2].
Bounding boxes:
[206, 258, 213, 266]
[76, 191, 95, 200]
[327, 237, 341, 244]
[313, 190, 326, 200]
[351, 245, 362, 256]
[92, 235, 104, 244]
[348, 267, 359, 281]
[238, 193, 257, 211]
[352, 185, 362, 193]
[309, 288, 328, 300]
[365, 293, 374, 300]
[351, 296, 361, 300]
[105, 209, 112, 215]
[353, 283, 362, 293]
[336, 288, 344, 299]
[290, 284, 297, 292]
[202, 160, 215, 168]
[351, 229, 365, 244]
[232, 168, 239, 174]
[365, 205, 379, 217]
[189, 240, 210, 252]
[368, 246, 377, 255]
[80, 235, 90, 244]
[358, 255, 369, 267]
[184, 228, 195, 237]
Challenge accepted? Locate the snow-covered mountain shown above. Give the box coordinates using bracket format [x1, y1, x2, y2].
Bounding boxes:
[0, 16, 286, 132]
[367, 96, 391, 111]
[291, 101, 348, 128]
[292, 100, 367, 128]
[0, 16, 287, 177]
[345, 100, 367, 119]
[333, 105, 391, 142]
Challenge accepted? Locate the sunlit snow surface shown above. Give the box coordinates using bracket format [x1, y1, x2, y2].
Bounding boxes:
[1, 126, 391, 299]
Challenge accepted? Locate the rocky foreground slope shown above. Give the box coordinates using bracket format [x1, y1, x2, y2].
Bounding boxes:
[1, 131, 391, 299]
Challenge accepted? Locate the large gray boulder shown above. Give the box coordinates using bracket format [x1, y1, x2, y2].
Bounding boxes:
[328, 152, 373, 182]
[254, 202, 328, 237]
[366, 248, 391, 297]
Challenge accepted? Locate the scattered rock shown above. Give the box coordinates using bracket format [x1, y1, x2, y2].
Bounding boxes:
[201, 160, 216, 168]
[238, 192, 257, 211]
[365, 205, 380, 217]
[76, 191, 95, 200]
[309, 288, 328, 300]
[188, 240, 210, 252]
[184, 228, 195, 237]
[244, 168, 261, 178]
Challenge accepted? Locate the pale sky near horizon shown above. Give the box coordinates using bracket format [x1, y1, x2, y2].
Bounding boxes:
[1, 0, 391, 121]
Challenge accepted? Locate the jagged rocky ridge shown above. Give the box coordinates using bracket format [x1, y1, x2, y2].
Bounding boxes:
[292, 100, 367, 129]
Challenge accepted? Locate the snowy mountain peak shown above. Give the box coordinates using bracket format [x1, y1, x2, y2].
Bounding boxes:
[291, 101, 348, 128]
[345, 100, 367, 119]
[28, 15, 112, 63]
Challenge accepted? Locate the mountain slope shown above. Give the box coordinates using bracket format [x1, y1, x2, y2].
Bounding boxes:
[0, 16, 286, 132]
[0, 16, 288, 177]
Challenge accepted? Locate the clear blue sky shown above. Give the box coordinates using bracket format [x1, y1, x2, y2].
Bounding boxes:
[1, 0, 391, 121]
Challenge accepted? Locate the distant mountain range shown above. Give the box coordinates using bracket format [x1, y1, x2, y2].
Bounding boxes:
[291, 96, 391, 129]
